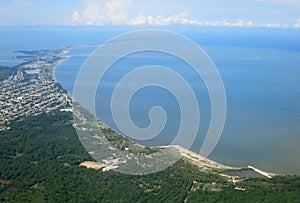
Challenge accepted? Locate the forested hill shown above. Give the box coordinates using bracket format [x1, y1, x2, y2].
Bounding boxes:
[0, 111, 299, 202]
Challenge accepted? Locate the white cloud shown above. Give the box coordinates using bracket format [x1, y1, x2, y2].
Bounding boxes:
[71, 0, 131, 25]
[68, 0, 298, 29]
[71, 11, 80, 24]
[293, 19, 300, 28]
[129, 13, 253, 28]
[71, 2, 255, 28]
[260, 23, 289, 28]
[128, 12, 190, 26]
[201, 20, 253, 27]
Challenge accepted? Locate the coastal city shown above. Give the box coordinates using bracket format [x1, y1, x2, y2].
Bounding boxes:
[0, 49, 72, 131]
[0, 47, 178, 174]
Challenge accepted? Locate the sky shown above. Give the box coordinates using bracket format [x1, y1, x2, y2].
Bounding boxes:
[0, 0, 300, 28]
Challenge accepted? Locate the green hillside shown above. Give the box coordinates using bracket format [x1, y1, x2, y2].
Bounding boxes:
[0, 111, 299, 202]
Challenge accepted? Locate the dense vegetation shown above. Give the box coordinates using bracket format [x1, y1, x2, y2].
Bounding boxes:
[0, 111, 299, 202]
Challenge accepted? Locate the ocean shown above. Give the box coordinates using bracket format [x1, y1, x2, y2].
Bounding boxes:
[1, 26, 300, 175]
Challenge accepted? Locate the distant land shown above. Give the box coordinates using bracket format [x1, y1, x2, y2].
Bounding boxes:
[0, 47, 300, 202]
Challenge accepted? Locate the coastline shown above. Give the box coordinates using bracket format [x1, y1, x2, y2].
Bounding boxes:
[0, 45, 285, 177]
[52, 54, 71, 83]
[52, 46, 282, 178]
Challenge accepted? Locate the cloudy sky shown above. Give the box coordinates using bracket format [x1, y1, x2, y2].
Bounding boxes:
[0, 0, 300, 28]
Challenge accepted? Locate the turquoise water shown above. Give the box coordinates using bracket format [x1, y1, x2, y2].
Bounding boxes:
[1, 26, 300, 175]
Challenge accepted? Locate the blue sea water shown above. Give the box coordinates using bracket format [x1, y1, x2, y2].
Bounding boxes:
[1, 26, 300, 175]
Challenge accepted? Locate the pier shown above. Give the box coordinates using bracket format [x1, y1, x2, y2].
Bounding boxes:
[248, 166, 272, 178]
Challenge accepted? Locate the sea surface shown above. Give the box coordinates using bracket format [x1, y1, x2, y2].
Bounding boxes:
[1, 26, 300, 175]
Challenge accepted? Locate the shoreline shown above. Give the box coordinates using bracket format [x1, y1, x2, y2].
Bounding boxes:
[51, 45, 83, 83]
[51, 44, 98, 88]
[52, 55, 71, 83]
[52, 46, 236, 172]
[51, 46, 282, 177]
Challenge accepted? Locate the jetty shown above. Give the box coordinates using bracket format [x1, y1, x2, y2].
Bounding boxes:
[248, 166, 273, 178]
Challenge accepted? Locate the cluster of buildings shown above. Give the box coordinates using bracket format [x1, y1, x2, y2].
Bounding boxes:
[0, 50, 72, 131]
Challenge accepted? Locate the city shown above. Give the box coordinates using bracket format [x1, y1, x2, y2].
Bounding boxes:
[0, 49, 72, 131]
